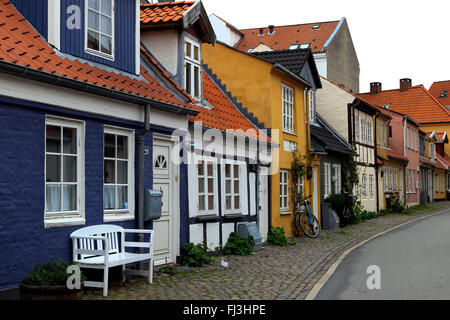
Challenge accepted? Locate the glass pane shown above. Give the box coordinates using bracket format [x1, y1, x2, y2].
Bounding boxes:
[185, 63, 191, 94]
[234, 180, 239, 193]
[104, 134, 115, 158]
[234, 196, 240, 209]
[198, 178, 204, 193]
[208, 178, 214, 193]
[199, 195, 205, 211]
[101, 0, 112, 16]
[88, 0, 99, 11]
[46, 155, 61, 182]
[103, 185, 115, 210]
[104, 160, 115, 183]
[117, 135, 128, 159]
[194, 46, 199, 61]
[225, 180, 231, 194]
[117, 186, 128, 210]
[46, 125, 61, 153]
[63, 156, 77, 182]
[234, 165, 239, 178]
[87, 30, 100, 51]
[100, 35, 112, 55]
[194, 66, 199, 98]
[62, 185, 77, 211]
[225, 164, 231, 178]
[63, 127, 77, 154]
[225, 196, 231, 210]
[208, 195, 214, 210]
[207, 163, 213, 176]
[197, 162, 204, 176]
[46, 185, 61, 212]
[101, 15, 112, 35]
[88, 9, 99, 31]
[117, 160, 127, 184]
[185, 42, 191, 58]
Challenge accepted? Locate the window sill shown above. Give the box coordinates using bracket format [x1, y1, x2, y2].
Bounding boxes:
[104, 214, 135, 222]
[85, 48, 115, 61]
[280, 211, 292, 215]
[44, 217, 86, 229]
[282, 131, 298, 137]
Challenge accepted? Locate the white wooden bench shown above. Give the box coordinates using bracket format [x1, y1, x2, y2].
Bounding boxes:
[70, 224, 154, 296]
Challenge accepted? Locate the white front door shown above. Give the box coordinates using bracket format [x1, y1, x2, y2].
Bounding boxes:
[258, 168, 269, 242]
[312, 166, 319, 219]
[153, 138, 178, 265]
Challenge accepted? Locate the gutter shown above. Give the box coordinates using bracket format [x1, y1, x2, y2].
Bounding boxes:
[0, 60, 199, 116]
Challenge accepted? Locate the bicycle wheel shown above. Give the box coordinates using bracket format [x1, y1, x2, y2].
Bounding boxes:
[299, 212, 320, 238]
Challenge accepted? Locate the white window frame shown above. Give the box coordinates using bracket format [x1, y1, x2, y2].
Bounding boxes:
[399, 169, 403, 193]
[332, 164, 341, 194]
[394, 168, 398, 192]
[184, 37, 202, 100]
[197, 159, 217, 215]
[45, 116, 85, 228]
[369, 174, 374, 199]
[85, 0, 115, 60]
[389, 167, 393, 192]
[324, 163, 331, 199]
[361, 118, 366, 144]
[377, 120, 381, 143]
[103, 126, 135, 221]
[361, 174, 367, 199]
[384, 167, 388, 192]
[280, 169, 289, 212]
[309, 89, 316, 124]
[354, 113, 359, 142]
[223, 161, 243, 214]
[282, 84, 294, 133]
[412, 170, 416, 193]
[298, 174, 305, 195]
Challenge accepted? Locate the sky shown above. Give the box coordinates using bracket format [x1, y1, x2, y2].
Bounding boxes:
[200, 0, 450, 93]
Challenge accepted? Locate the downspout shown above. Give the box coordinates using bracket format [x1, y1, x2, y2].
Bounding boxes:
[374, 111, 380, 214]
[138, 104, 151, 241]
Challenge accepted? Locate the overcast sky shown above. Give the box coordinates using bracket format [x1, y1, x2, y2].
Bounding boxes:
[201, 0, 450, 93]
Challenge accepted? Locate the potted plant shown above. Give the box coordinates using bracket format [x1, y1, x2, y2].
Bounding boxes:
[20, 260, 84, 300]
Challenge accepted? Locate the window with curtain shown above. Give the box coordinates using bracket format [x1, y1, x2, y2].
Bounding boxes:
[103, 128, 134, 216]
[198, 160, 215, 213]
[282, 84, 294, 133]
[224, 163, 241, 213]
[184, 37, 202, 100]
[45, 118, 83, 219]
[86, 0, 114, 58]
[369, 175, 374, 199]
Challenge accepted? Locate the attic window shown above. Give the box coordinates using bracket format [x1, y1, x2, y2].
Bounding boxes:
[299, 43, 310, 49]
[441, 89, 448, 98]
[312, 24, 320, 30]
[289, 44, 300, 50]
[86, 0, 114, 60]
[184, 37, 202, 100]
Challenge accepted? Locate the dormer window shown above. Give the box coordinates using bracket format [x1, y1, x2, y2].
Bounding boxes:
[300, 43, 310, 49]
[289, 44, 300, 50]
[86, 0, 114, 60]
[312, 24, 320, 30]
[184, 37, 202, 100]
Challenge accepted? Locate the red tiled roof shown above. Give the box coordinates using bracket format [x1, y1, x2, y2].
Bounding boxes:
[140, 1, 195, 27]
[429, 80, 450, 109]
[0, 1, 192, 110]
[357, 86, 450, 124]
[236, 20, 340, 53]
[436, 153, 449, 170]
[386, 146, 408, 162]
[192, 72, 270, 142]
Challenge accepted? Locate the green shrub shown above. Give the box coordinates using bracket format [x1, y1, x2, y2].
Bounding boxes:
[222, 232, 254, 255]
[22, 260, 83, 286]
[267, 227, 288, 246]
[181, 243, 212, 267]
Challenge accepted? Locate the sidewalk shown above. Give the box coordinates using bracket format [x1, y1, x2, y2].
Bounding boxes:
[84, 201, 450, 300]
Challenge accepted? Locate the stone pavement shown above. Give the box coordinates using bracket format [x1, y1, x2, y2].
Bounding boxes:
[85, 201, 450, 300]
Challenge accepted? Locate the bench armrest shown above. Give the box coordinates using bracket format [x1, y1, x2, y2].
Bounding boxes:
[124, 229, 153, 234]
[70, 235, 107, 241]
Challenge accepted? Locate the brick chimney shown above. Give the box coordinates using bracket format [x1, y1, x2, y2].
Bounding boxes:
[400, 78, 412, 92]
[268, 25, 275, 34]
[370, 82, 382, 94]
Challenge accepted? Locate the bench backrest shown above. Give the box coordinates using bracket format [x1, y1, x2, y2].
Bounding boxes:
[70, 225, 124, 259]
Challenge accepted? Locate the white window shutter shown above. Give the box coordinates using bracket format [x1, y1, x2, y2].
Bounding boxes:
[188, 162, 199, 218]
[240, 163, 249, 215]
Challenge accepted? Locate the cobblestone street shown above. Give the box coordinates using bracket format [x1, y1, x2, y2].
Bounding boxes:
[85, 201, 450, 300]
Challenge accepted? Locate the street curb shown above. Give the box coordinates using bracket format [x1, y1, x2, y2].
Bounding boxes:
[304, 208, 450, 300]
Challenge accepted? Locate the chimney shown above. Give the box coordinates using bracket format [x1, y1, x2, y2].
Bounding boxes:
[268, 25, 275, 34]
[370, 82, 382, 94]
[258, 28, 264, 35]
[400, 78, 412, 92]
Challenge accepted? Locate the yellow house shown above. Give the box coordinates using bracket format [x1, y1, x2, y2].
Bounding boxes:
[202, 42, 322, 236]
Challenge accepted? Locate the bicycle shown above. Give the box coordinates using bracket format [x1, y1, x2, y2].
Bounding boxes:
[342, 191, 358, 225]
[296, 199, 320, 238]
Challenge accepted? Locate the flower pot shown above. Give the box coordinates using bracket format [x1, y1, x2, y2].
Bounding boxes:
[19, 283, 84, 300]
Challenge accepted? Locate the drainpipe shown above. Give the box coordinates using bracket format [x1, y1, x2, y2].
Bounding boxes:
[374, 111, 380, 214]
[138, 104, 151, 240]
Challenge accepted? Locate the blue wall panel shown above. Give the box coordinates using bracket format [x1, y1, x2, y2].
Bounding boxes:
[60, 0, 136, 74]
[10, 0, 48, 39]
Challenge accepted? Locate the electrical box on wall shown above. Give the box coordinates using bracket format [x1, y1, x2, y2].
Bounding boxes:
[144, 189, 162, 221]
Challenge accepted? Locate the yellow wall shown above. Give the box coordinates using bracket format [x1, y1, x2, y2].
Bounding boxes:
[203, 43, 318, 236]
[421, 123, 450, 155]
[434, 170, 447, 199]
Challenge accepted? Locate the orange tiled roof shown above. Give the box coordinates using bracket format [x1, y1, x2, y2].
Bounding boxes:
[357, 86, 450, 124]
[437, 153, 450, 167]
[429, 80, 450, 109]
[191, 72, 270, 142]
[140, 1, 195, 27]
[0, 1, 194, 110]
[236, 20, 340, 53]
[386, 146, 408, 162]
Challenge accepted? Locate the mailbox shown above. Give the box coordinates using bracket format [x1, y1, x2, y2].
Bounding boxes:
[144, 189, 162, 221]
